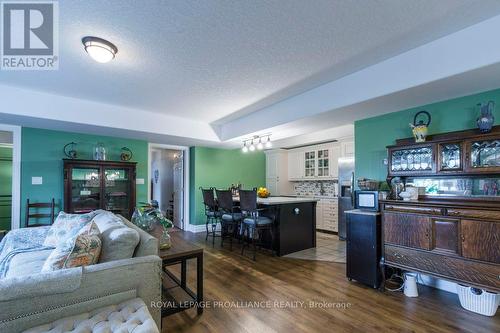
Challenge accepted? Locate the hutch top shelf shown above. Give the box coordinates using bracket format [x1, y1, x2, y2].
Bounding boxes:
[387, 125, 500, 177]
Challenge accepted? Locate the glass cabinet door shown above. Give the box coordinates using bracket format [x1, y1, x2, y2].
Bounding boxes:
[390, 146, 434, 173]
[104, 168, 131, 217]
[439, 142, 462, 171]
[317, 149, 330, 177]
[70, 167, 101, 213]
[304, 151, 316, 177]
[468, 140, 500, 170]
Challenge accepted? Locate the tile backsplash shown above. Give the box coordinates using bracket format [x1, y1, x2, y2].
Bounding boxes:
[293, 180, 338, 197]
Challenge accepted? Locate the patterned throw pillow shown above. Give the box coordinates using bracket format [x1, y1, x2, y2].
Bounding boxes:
[42, 222, 102, 272]
[43, 211, 97, 247]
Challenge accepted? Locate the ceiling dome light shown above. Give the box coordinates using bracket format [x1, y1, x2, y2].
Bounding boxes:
[256, 138, 264, 150]
[249, 140, 255, 152]
[82, 36, 118, 63]
[265, 136, 272, 148]
[242, 141, 248, 153]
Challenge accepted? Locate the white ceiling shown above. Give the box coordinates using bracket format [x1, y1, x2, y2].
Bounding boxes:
[2, 1, 500, 147]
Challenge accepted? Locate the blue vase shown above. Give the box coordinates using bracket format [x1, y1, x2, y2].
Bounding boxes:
[477, 101, 495, 133]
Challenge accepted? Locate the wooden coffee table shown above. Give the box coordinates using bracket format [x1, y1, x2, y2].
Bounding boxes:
[156, 230, 204, 316]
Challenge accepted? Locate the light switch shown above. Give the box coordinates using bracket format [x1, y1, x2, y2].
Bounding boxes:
[32, 177, 43, 185]
[136, 178, 145, 185]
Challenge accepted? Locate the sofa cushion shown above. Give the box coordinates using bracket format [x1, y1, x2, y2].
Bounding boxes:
[92, 211, 140, 262]
[23, 297, 159, 333]
[43, 211, 97, 247]
[42, 222, 102, 272]
[5, 249, 53, 278]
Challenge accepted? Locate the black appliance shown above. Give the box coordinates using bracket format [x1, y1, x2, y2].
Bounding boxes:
[346, 209, 382, 289]
[355, 190, 379, 211]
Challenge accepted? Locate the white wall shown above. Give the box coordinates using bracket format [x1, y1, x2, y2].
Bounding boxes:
[151, 149, 179, 213]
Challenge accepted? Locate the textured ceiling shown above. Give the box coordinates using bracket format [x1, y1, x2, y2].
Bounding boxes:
[2, 0, 500, 125]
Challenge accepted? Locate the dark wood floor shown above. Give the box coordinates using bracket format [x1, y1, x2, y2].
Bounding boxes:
[162, 231, 500, 333]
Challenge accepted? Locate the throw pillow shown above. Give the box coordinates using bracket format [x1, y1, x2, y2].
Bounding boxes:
[43, 211, 98, 247]
[42, 222, 102, 272]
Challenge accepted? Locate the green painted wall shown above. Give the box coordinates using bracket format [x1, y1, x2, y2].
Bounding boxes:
[0, 146, 12, 230]
[355, 88, 500, 181]
[21, 127, 148, 223]
[189, 147, 266, 225]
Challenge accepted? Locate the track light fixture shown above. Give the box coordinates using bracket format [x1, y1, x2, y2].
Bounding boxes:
[241, 135, 272, 153]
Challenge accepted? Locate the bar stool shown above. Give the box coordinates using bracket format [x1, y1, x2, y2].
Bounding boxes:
[239, 188, 275, 261]
[200, 187, 220, 246]
[216, 189, 242, 250]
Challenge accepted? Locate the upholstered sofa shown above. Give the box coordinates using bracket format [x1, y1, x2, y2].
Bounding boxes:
[0, 211, 162, 333]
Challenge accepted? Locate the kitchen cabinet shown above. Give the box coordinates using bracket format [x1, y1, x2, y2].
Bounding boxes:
[316, 198, 338, 232]
[287, 150, 304, 180]
[340, 140, 355, 158]
[287, 143, 341, 181]
[265, 150, 293, 196]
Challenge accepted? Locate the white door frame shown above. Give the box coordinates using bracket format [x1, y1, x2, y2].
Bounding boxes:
[0, 124, 21, 229]
[148, 143, 190, 230]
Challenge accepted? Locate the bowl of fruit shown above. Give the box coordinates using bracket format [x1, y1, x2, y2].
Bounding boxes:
[257, 187, 270, 198]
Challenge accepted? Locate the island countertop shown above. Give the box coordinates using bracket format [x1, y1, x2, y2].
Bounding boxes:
[232, 195, 319, 205]
[256, 196, 319, 205]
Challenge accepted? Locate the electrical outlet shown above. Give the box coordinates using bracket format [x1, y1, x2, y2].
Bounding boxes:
[32, 177, 43, 185]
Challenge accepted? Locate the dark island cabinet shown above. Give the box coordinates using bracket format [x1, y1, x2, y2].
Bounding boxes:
[63, 159, 137, 219]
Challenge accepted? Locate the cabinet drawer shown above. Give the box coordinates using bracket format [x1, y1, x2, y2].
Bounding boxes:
[385, 245, 500, 292]
[384, 204, 443, 215]
[446, 208, 500, 221]
[383, 212, 431, 250]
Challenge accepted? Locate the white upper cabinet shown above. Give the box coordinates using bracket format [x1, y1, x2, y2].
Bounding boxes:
[287, 143, 341, 181]
[287, 150, 304, 180]
[329, 145, 340, 178]
[340, 139, 355, 158]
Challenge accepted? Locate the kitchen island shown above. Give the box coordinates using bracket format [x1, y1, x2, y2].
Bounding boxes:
[254, 196, 318, 256]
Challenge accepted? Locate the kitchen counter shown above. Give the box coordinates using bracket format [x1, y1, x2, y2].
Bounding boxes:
[256, 196, 319, 205]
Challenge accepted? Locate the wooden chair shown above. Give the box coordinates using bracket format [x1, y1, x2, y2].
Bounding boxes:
[25, 198, 55, 228]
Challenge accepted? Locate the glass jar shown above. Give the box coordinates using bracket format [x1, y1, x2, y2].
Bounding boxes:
[94, 142, 106, 160]
[159, 228, 171, 250]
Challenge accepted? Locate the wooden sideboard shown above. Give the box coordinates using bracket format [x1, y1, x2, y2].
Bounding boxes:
[381, 200, 500, 292]
[381, 126, 500, 293]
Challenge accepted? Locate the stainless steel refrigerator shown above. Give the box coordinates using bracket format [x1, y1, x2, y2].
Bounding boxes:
[338, 157, 354, 240]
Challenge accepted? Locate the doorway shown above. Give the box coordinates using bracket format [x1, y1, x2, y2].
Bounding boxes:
[0, 131, 13, 231]
[150, 147, 185, 229]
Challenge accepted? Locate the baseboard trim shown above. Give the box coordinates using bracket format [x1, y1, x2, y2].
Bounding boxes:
[186, 223, 222, 233]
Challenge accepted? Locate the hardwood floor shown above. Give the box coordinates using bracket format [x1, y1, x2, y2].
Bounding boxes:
[162, 231, 500, 333]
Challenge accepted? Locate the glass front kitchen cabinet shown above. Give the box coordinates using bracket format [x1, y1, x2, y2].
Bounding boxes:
[64, 159, 137, 219]
[388, 144, 436, 176]
[317, 149, 330, 177]
[438, 142, 463, 172]
[466, 139, 500, 173]
[304, 151, 316, 177]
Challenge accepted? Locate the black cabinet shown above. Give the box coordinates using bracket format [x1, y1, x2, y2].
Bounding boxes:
[346, 210, 382, 289]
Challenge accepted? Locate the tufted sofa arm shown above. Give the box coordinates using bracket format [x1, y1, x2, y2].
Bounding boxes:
[0, 255, 162, 333]
[23, 298, 159, 333]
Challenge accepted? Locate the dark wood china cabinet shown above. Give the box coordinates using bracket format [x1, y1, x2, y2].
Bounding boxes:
[63, 159, 137, 219]
[382, 126, 500, 293]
